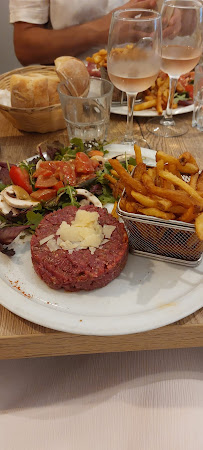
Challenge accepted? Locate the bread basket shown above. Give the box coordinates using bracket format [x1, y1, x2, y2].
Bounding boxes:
[0, 65, 66, 133]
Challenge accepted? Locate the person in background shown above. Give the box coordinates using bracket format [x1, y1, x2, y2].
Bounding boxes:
[9, 0, 158, 66]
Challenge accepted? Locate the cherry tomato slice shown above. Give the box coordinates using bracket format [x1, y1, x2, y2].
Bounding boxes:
[88, 150, 104, 157]
[35, 174, 58, 189]
[61, 162, 76, 185]
[34, 161, 76, 186]
[75, 152, 95, 174]
[9, 166, 32, 194]
[33, 168, 53, 178]
[53, 181, 64, 191]
[185, 84, 194, 99]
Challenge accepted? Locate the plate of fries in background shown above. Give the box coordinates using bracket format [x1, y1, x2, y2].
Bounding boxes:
[86, 49, 194, 117]
[111, 102, 193, 117]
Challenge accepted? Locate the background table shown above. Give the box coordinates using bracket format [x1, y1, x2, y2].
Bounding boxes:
[0, 112, 203, 359]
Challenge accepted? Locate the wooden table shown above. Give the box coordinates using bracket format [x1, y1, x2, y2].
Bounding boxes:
[0, 112, 202, 359]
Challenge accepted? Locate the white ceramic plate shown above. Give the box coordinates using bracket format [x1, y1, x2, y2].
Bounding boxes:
[110, 104, 194, 117]
[0, 145, 202, 336]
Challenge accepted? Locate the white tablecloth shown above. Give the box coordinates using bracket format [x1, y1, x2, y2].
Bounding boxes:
[1, 348, 203, 450]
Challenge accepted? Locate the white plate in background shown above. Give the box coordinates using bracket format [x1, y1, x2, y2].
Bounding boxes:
[110, 104, 194, 117]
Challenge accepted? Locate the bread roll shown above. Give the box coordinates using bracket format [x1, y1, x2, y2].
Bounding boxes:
[54, 56, 90, 96]
[47, 74, 60, 105]
[10, 74, 49, 108]
[10, 72, 60, 108]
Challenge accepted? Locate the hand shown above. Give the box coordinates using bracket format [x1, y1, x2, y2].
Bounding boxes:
[162, 9, 182, 39]
[119, 0, 158, 11]
[162, 8, 197, 40]
[91, 0, 158, 46]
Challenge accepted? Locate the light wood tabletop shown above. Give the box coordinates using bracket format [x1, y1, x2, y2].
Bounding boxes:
[0, 111, 202, 360]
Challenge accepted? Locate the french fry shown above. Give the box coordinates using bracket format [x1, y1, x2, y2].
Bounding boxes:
[168, 205, 186, 215]
[128, 164, 135, 173]
[156, 159, 164, 174]
[147, 167, 156, 182]
[142, 173, 194, 207]
[178, 206, 196, 223]
[113, 179, 125, 200]
[86, 49, 107, 67]
[155, 198, 173, 211]
[134, 99, 157, 111]
[158, 170, 203, 207]
[134, 144, 143, 164]
[110, 169, 119, 178]
[177, 162, 199, 175]
[178, 152, 198, 169]
[156, 151, 178, 165]
[195, 212, 203, 240]
[111, 201, 118, 219]
[145, 95, 156, 101]
[197, 171, 203, 192]
[137, 206, 175, 220]
[125, 200, 138, 213]
[156, 77, 165, 88]
[131, 191, 157, 208]
[168, 163, 182, 179]
[157, 151, 199, 174]
[109, 159, 147, 195]
[119, 197, 127, 211]
[157, 77, 169, 114]
[132, 163, 146, 180]
[189, 173, 199, 190]
[104, 173, 117, 185]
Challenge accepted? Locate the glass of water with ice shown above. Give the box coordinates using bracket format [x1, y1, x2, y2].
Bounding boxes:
[58, 77, 113, 142]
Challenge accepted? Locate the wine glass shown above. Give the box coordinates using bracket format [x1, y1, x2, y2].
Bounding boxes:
[107, 9, 161, 147]
[147, 0, 203, 137]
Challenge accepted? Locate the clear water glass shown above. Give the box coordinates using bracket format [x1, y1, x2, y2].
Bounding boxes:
[58, 77, 113, 142]
[192, 63, 203, 131]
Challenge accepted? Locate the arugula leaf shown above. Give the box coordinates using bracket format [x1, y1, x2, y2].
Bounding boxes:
[57, 185, 80, 208]
[174, 91, 190, 104]
[96, 163, 111, 185]
[128, 157, 136, 166]
[0, 183, 7, 192]
[0, 214, 7, 222]
[26, 210, 43, 231]
[70, 138, 85, 150]
[98, 185, 115, 204]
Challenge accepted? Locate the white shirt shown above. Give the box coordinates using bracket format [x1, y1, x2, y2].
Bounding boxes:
[9, 0, 126, 60]
[9, 0, 126, 29]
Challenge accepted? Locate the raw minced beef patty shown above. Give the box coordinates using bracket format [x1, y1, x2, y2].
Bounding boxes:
[30, 205, 129, 291]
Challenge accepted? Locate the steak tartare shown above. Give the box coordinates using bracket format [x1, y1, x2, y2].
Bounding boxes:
[30, 205, 128, 291]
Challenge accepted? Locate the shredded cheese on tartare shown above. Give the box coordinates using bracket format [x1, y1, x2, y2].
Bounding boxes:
[39, 210, 116, 254]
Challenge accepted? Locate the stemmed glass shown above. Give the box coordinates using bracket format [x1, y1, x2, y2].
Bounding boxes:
[107, 9, 161, 147]
[147, 0, 203, 137]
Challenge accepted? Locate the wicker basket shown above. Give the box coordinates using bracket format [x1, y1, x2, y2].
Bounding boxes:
[0, 65, 66, 133]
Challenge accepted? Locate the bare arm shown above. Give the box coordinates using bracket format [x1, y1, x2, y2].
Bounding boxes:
[13, 0, 157, 65]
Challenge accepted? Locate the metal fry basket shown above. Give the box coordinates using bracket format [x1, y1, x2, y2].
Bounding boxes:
[117, 200, 203, 267]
